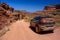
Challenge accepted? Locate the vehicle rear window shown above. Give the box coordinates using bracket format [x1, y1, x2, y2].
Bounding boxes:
[34, 16, 45, 20]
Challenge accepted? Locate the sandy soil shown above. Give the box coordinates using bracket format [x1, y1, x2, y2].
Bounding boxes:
[0, 20, 60, 40]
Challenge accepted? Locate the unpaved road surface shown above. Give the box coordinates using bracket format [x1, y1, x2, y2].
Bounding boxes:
[0, 20, 60, 40]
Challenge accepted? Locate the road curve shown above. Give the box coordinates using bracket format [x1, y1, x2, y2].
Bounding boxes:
[0, 20, 60, 40]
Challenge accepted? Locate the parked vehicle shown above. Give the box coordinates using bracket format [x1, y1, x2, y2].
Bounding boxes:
[30, 16, 55, 33]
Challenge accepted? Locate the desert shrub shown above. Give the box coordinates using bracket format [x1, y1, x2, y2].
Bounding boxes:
[24, 16, 33, 22]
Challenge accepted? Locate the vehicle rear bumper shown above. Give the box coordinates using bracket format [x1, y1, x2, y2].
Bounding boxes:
[41, 27, 54, 31]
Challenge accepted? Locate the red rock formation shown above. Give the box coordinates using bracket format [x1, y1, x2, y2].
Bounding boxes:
[44, 4, 60, 10]
[0, 3, 15, 36]
[44, 6, 56, 10]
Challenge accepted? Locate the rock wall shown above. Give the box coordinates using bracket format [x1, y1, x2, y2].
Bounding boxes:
[0, 3, 15, 37]
[0, 3, 26, 36]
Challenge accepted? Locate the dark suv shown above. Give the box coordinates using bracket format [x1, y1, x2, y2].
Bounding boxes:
[30, 16, 55, 33]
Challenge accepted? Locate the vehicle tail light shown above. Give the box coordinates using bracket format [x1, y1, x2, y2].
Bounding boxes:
[41, 19, 46, 23]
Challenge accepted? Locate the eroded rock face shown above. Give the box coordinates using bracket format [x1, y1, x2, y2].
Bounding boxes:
[0, 3, 14, 36]
[44, 6, 56, 10]
[0, 3, 14, 11]
[0, 14, 7, 29]
[0, 3, 25, 36]
[0, 3, 26, 37]
[44, 4, 60, 11]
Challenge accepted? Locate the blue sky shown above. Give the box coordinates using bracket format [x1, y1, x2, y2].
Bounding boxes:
[0, 0, 60, 12]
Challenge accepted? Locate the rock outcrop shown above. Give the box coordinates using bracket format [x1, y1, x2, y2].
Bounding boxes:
[0, 3, 27, 36]
[0, 3, 14, 37]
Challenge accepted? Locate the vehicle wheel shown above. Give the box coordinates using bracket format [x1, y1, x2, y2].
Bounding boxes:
[29, 26, 32, 28]
[51, 30, 54, 33]
[35, 27, 39, 33]
[38, 25, 42, 32]
[49, 30, 54, 33]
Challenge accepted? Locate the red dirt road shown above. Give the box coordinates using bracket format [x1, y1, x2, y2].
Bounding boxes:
[0, 20, 60, 40]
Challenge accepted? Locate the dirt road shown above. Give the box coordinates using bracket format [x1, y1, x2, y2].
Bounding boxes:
[0, 20, 60, 40]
